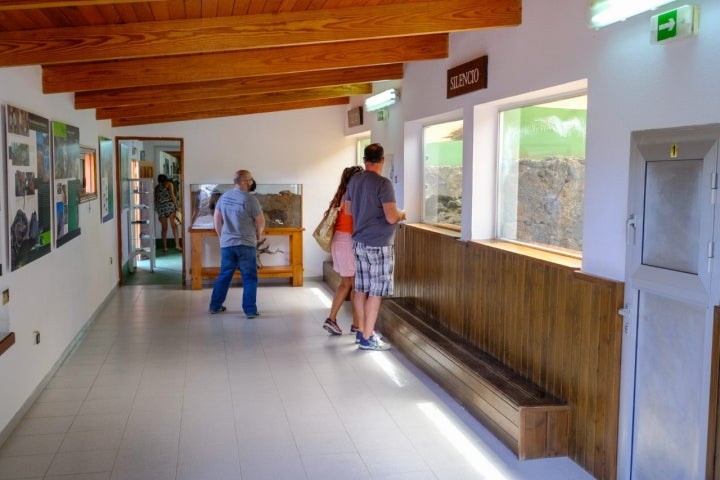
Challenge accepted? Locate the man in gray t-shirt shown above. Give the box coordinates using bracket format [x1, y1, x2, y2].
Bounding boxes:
[209, 170, 266, 318]
[345, 143, 406, 351]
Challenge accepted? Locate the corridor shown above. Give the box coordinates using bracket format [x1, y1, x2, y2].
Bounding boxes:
[0, 281, 592, 479]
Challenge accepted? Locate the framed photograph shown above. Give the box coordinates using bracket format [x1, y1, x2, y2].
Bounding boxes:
[52, 120, 82, 248]
[5, 105, 53, 271]
[99, 136, 114, 223]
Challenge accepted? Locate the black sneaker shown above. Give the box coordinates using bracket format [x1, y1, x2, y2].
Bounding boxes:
[209, 306, 227, 314]
[246, 312, 261, 319]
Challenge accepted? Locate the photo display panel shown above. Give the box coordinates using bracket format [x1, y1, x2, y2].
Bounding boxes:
[5, 105, 53, 271]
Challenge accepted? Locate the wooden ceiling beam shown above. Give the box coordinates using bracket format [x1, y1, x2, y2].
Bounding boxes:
[43, 34, 446, 93]
[95, 83, 371, 120]
[0, 0, 164, 11]
[111, 97, 349, 127]
[75, 63, 403, 109]
[0, 0, 520, 66]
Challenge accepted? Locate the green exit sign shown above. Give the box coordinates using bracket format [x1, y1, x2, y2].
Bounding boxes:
[651, 5, 698, 43]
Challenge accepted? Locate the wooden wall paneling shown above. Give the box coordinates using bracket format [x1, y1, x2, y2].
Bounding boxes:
[449, 239, 466, 336]
[527, 262, 547, 379]
[540, 267, 560, 390]
[390, 225, 622, 479]
[488, 246, 504, 355]
[709, 306, 720, 480]
[462, 242, 477, 332]
[426, 230, 442, 321]
[394, 223, 409, 297]
[595, 282, 622, 480]
[548, 269, 569, 397]
[460, 240, 473, 339]
[587, 283, 602, 471]
[509, 251, 526, 368]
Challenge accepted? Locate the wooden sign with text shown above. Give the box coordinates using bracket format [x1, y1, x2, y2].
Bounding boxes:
[347, 106, 363, 128]
[447, 55, 488, 99]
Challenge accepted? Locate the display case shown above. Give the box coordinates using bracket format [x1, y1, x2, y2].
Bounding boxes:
[127, 178, 155, 272]
[189, 183, 303, 288]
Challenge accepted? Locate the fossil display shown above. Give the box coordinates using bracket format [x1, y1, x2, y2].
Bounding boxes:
[190, 183, 302, 229]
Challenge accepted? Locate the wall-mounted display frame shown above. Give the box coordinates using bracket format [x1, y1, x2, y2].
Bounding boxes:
[99, 136, 114, 223]
[5, 105, 53, 272]
[52, 120, 82, 248]
[78, 145, 97, 203]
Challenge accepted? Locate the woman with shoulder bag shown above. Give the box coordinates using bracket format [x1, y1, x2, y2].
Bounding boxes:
[322, 166, 363, 336]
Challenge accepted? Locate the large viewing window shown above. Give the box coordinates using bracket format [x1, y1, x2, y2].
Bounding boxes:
[497, 95, 587, 254]
[423, 120, 463, 228]
[79, 145, 97, 203]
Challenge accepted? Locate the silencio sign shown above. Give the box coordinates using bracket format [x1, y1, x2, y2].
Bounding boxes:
[447, 55, 488, 99]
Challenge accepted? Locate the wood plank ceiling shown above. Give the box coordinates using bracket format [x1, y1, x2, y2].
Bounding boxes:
[0, 0, 521, 127]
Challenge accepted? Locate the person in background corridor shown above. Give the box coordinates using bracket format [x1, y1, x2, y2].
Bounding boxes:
[323, 165, 364, 336]
[154, 173, 182, 252]
[208, 170, 265, 319]
[345, 143, 406, 351]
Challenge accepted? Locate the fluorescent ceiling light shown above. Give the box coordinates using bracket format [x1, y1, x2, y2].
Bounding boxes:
[590, 0, 674, 28]
[364, 88, 398, 112]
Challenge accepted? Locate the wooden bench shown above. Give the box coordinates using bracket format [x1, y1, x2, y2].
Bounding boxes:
[377, 298, 569, 460]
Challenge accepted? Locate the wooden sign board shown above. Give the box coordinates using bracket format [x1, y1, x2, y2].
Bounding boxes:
[447, 55, 488, 99]
[347, 106, 363, 128]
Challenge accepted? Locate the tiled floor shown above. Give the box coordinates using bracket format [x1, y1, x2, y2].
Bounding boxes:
[0, 281, 594, 480]
[122, 249, 182, 286]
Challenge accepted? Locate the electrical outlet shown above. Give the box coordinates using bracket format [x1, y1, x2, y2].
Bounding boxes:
[2, 289, 8, 305]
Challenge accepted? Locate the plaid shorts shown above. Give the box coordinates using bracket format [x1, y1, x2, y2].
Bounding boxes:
[353, 241, 394, 297]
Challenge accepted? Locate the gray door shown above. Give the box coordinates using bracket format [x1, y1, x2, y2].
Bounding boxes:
[623, 125, 720, 479]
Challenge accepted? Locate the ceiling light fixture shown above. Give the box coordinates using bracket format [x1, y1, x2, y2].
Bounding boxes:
[589, 0, 674, 28]
[364, 88, 399, 112]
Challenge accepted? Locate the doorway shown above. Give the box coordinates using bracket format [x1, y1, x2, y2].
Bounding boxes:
[115, 137, 185, 286]
[622, 125, 720, 478]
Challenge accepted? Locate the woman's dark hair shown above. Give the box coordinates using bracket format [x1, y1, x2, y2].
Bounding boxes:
[326, 166, 363, 214]
[157, 174, 168, 183]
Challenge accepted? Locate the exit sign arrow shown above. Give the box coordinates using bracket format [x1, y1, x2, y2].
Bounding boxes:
[651, 5, 698, 44]
[656, 9, 678, 41]
[659, 16, 675, 34]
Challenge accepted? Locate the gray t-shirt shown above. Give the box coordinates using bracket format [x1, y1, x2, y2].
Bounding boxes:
[215, 188, 263, 248]
[346, 170, 397, 246]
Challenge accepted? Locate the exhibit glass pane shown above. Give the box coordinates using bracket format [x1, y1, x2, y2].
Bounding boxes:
[422, 119, 463, 228]
[497, 95, 587, 253]
[190, 184, 302, 229]
[642, 159, 701, 274]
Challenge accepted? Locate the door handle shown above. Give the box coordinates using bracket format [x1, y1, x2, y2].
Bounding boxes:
[626, 214, 637, 246]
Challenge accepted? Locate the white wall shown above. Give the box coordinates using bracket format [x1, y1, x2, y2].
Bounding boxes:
[395, 0, 720, 282]
[114, 106, 358, 280]
[0, 68, 360, 440]
[0, 66, 118, 439]
[3, 0, 720, 464]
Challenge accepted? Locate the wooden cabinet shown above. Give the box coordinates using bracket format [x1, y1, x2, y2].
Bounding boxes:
[190, 227, 303, 289]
